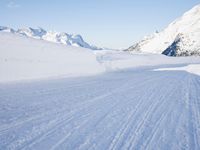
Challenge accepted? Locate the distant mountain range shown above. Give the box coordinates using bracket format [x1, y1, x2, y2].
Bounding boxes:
[1, 4, 200, 56]
[0, 26, 102, 50]
[127, 4, 200, 56]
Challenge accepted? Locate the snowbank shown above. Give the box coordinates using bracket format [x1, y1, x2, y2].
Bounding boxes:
[0, 32, 105, 82]
[1, 32, 200, 83]
[95, 50, 200, 71]
[155, 64, 200, 76]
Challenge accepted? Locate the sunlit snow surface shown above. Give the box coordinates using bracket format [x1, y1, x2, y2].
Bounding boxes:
[155, 64, 200, 76]
[1, 64, 200, 150]
[0, 32, 105, 82]
[0, 33, 200, 150]
[128, 4, 200, 56]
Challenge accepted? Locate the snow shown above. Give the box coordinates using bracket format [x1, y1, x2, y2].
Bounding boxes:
[155, 64, 200, 76]
[0, 32, 200, 83]
[95, 50, 200, 71]
[0, 32, 105, 82]
[127, 4, 200, 56]
[1, 63, 200, 149]
[0, 26, 15, 33]
[1, 22, 200, 150]
[0, 26, 102, 50]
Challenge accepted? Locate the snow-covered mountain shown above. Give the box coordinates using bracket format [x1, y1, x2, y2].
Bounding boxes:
[0, 26, 102, 50]
[127, 4, 200, 56]
[0, 26, 15, 33]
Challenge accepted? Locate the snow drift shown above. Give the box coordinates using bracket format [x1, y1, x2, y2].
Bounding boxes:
[155, 64, 200, 76]
[95, 50, 200, 71]
[0, 32, 105, 82]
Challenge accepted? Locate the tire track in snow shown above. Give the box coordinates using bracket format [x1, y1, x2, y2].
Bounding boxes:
[155, 74, 189, 149]
[188, 75, 200, 150]
[79, 72, 174, 149]
[76, 73, 169, 150]
[107, 74, 169, 150]
[1, 68, 200, 150]
[47, 73, 165, 150]
[0, 76, 133, 136]
[122, 73, 186, 150]
[141, 77, 183, 150]
[9, 74, 156, 150]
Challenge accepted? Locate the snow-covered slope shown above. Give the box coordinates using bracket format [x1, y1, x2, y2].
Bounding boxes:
[127, 4, 200, 56]
[0, 26, 15, 33]
[0, 26, 102, 50]
[155, 64, 200, 76]
[1, 63, 200, 150]
[95, 50, 200, 71]
[1, 31, 200, 83]
[0, 32, 105, 82]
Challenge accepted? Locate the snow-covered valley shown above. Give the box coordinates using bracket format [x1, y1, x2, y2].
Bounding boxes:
[0, 31, 200, 149]
[1, 31, 200, 83]
[1, 3, 200, 150]
[1, 63, 200, 150]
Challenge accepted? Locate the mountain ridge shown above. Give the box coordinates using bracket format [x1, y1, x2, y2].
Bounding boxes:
[127, 4, 200, 56]
[0, 26, 102, 50]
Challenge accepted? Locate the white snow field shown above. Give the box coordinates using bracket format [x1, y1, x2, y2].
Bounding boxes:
[155, 64, 200, 76]
[1, 33, 200, 150]
[1, 63, 200, 150]
[95, 50, 200, 71]
[0, 32, 105, 82]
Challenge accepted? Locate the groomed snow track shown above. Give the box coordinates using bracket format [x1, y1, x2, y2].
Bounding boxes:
[0, 66, 200, 150]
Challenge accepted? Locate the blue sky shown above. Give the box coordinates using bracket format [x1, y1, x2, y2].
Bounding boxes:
[0, 0, 199, 48]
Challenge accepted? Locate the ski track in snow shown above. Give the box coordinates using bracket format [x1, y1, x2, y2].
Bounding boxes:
[0, 65, 200, 150]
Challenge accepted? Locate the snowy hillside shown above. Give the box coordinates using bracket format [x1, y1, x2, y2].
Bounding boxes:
[1, 23, 200, 150]
[95, 50, 200, 71]
[1, 60, 200, 150]
[127, 4, 200, 56]
[1, 31, 200, 83]
[0, 26, 102, 50]
[0, 32, 105, 82]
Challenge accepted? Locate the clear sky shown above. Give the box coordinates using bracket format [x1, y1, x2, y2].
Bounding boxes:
[0, 0, 199, 49]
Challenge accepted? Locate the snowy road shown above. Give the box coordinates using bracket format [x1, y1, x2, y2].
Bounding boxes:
[0, 66, 200, 150]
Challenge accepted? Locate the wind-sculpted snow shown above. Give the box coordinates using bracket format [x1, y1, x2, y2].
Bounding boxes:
[0, 65, 200, 150]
